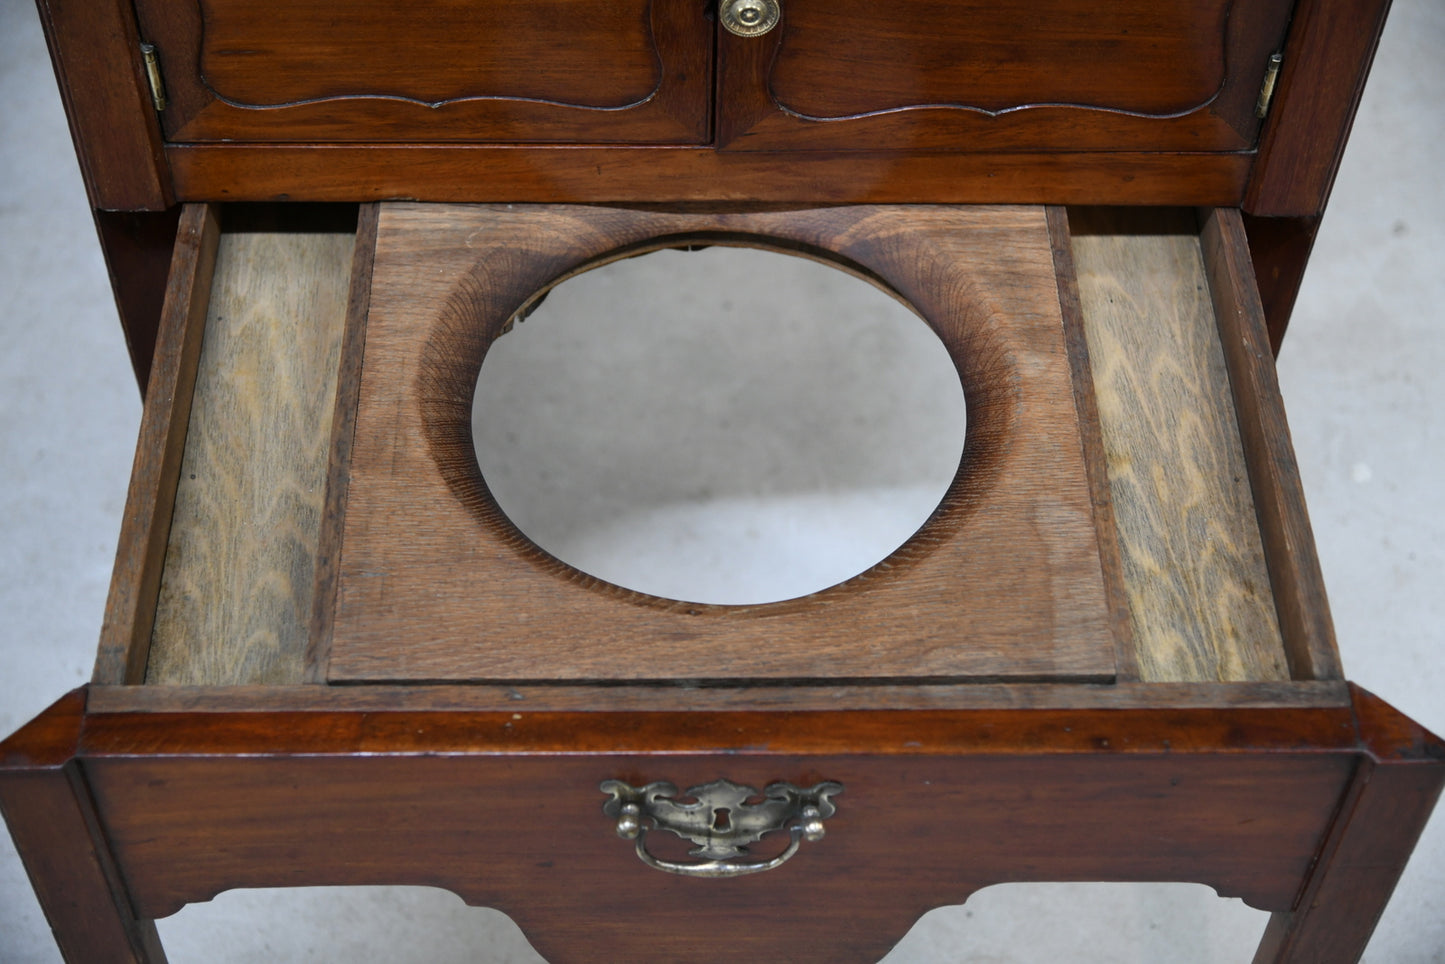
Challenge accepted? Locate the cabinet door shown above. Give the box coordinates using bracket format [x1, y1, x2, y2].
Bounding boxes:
[135, 0, 710, 144]
[717, 0, 1293, 152]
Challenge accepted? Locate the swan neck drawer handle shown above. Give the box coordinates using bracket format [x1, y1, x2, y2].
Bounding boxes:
[600, 777, 842, 878]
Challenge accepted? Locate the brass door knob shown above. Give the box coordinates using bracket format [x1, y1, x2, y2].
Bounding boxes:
[720, 0, 781, 37]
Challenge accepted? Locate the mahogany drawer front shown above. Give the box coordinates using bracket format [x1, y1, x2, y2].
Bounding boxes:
[718, 0, 1294, 153]
[77, 710, 1359, 961]
[133, 0, 712, 144]
[19, 684, 1418, 964]
[94, 202, 1332, 690]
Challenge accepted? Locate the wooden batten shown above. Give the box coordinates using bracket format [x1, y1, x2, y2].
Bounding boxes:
[1199, 208, 1342, 680]
[1046, 207, 1139, 681]
[165, 146, 1253, 209]
[304, 204, 382, 682]
[85, 680, 1353, 716]
[94, 204, 220, 685]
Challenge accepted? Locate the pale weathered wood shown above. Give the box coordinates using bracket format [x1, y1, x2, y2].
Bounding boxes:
[1047, 206, 1139, 681]
[86, 681, 1353, 715]
[1200, 208, 1342, 680]
[330, 203, 1117, 684]
[94, 205, 220, 685]
[144, 226, 354, 685]
[1070, 208, 1289, 682]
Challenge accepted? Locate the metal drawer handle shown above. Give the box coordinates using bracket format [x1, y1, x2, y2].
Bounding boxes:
[600, 778, 842, 878]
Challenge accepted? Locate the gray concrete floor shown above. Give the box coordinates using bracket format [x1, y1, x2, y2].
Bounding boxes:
[2, 0, 1442, 960]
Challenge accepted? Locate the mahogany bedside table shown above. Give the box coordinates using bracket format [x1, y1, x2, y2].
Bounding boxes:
[4, 1, 1442, 962]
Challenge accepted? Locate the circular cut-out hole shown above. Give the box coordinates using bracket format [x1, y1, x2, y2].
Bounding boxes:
[471, 245, 967, 605]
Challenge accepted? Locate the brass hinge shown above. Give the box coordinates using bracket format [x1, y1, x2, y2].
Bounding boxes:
[140, 42, 167, 112]
[1255, 52, 1283, 120]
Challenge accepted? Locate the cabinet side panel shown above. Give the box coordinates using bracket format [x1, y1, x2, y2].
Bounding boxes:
[94, 209, 183, 396]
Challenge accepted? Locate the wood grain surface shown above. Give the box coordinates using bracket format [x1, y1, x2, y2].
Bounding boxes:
[718, 0, 1291, 153]
[144, 223, 354, 684]
[164, 144, 1253, 209]
[86, 681, 1352, 716]
[72, 697, 1371, 963]
[1070, 208, 1288, 682]
[0, 691, 166, 964]
[132, 0, 709, 145]
[1200, 208, 1341, 680]
[34, 0, 172, 210]
[105, 204, 1308, 690]
[1047, 207, 1139, 681]
[329, 203, 1117, 684]
[304, 204, 381, 682]
[1244, 0, 1394, 217]
[94, 205, 219, 685]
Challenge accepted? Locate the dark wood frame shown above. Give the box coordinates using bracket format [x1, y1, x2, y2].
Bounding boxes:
[712, 0, 1294, 154]
[130, 0, 713, 147]
[3, 684, 1441, 964]
[42, 0, 1387, 219]
[13, 0, 1436, 960]
[32, 0, 1392, 373]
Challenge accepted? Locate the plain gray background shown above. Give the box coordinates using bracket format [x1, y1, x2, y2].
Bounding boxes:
[2, 0, 1441, 960]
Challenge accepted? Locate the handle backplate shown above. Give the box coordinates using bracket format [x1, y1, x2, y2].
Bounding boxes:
[601, 777, 842, 877]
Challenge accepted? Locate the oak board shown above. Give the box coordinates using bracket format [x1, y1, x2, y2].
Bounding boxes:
[327, 204, 1120, 684]
[145, 224, 354, 684]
